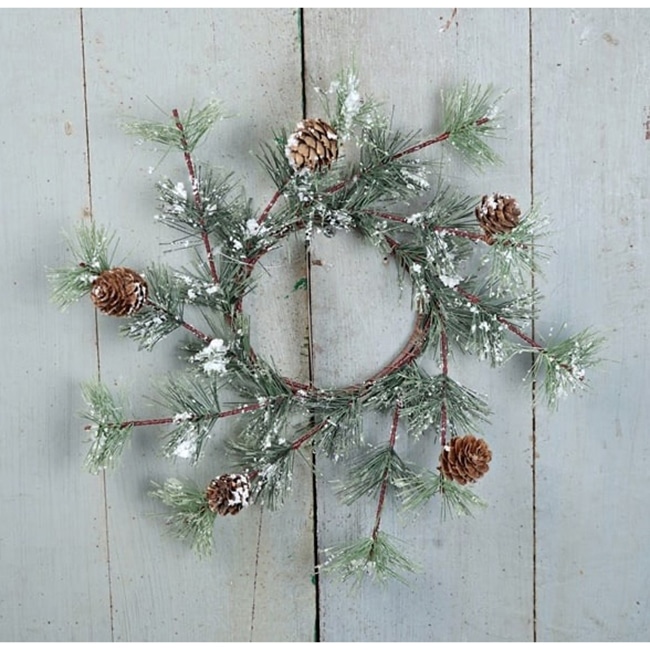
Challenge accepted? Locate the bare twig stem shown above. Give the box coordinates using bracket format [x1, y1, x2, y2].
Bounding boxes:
[291, 420, 327, 451]
[257, 184, 286, 226]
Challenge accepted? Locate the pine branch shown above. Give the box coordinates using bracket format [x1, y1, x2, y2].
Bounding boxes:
[440, 328, 450, 447]
[440, 82, 503, 168]
[440, 283, 535, 365]
[81, 375, 263, 469]
[335, 405, 409, 507]
[80, 381, 133, 474]
[49, 221, 117, 309]
[371, 363, 491, 443]
[396, 469, 486, 517]
[124, 100, 225, 153]
[531, 327, 604, 408]
[149, 478, 216, 557]
[310, 395, 363, 459]
[314, 66, 384, 140]
[480, 204, 550, 294]
[171, 109, 219, 283]
[319, 531, 419, 586]
[120, 264, 212, 350]
[371, 403, 401, 541]
[153, 372, 223, 463]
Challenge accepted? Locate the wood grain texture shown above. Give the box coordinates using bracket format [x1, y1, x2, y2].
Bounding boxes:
[305, 8, 534, 641]
[2, 7, 649, 642]
[532, 9, 650, 641]
[0, 10, 111, 641]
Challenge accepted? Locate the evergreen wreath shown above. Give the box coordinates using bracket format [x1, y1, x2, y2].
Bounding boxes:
[49, 69, 602, 585]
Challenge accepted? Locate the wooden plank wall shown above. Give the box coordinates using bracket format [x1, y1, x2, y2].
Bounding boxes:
[1, 8, 648, 642]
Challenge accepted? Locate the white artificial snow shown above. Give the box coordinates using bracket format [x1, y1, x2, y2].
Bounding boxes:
[192, 338, 229, 375]
[172, 411, 193, 424]
[246, 218, 261, 237]
[439, 274, 462, 288]
[173, 436, 197, 459]
[401, 169, 431, 192]
[173, 182, 187, 200]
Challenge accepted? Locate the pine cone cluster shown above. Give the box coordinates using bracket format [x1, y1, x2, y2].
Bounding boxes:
[475, 193, 521, 244]
[286, 118, 339, 173]
[439, 435, 492, 485]
[91, 267, 148, 317]
[205, 473, 251, 515]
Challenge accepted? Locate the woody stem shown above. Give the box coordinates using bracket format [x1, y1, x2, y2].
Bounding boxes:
[83, 402, 264, 431]
[171, 109, 219, 284]
[371, 401, 401, 542]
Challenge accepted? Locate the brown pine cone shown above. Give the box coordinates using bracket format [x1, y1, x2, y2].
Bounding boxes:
[91, 267, 148, 317]
[438, 435, 492, 485]
[475, 193, 521, 244]
[286, 118, 339, 173]
[205, 473, 251, 515]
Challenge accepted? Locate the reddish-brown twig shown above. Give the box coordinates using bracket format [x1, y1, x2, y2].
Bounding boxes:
[440, 327, 449, 447]
[171, 109, 219, 284]
[83, 402, 263, 431]
[145, 298, 212, 344]
[365, 209, 488, 243]
[371, 401, 401, 542]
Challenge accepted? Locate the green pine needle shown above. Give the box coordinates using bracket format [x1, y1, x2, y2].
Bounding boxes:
[124, 99, 226, 153]
[49, 221, 117, 309]
[396, 470, 487, 518]
[442, 82, 502, 168]
[149, 478, 216, 557]
[481, 204, 550, 294]
[154, 373, 221, 463]
[320, 531, 419, 586]
[335, 445, 410, 506]
[80, 381, 133, 474]
[532, 327, 605, 408]
[51, 71, 604, 584]
[120, 264, 186, 350]
[314, 66, 384, 140]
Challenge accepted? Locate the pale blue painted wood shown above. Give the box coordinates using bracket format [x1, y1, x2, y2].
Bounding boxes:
[0, 9, 112, 641]
[80, 8, 314, 641]
[532, 8, 650, 641]
[306, 8, 535, 642]
[3, 7, 649, 642]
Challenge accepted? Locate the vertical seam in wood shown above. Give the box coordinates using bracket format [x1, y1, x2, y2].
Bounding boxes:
[80, 9, 115, 641]
[299, 7, 322, 642]
[248, 506, 264, 641]
[528, 7, 538, 643]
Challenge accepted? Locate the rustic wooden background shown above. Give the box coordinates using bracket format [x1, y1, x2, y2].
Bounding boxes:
[2, 8, 648, 641]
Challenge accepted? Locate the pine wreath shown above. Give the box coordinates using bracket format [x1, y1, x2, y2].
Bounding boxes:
[49, 69, 602, 584]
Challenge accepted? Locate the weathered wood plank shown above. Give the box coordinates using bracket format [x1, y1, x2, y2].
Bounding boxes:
[532, 8, 650, 641]
[81, 8, 314, 641]
[305, 8, 534, 641]
[0, 9, 112, 641]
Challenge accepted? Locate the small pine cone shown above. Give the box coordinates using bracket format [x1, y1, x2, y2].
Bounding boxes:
[286, 118, 339, 173]
[475, 193, 521, 243]
[91, 267, 148, 317]
[439, 435, 492, 485]
[205, 473, 251, 516]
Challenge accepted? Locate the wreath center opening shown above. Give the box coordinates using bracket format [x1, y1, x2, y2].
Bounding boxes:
[243, 229, 418, 391]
